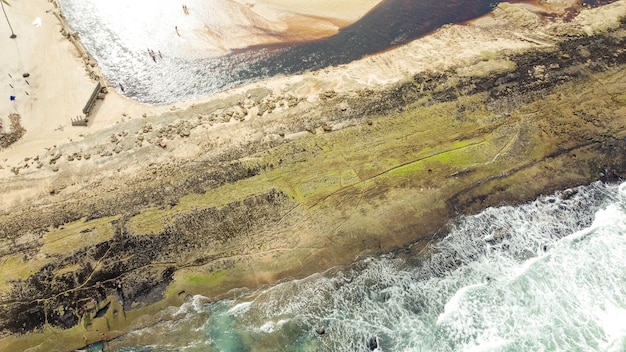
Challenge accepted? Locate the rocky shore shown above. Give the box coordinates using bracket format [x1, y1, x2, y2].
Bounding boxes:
[1, 1, 626, 351]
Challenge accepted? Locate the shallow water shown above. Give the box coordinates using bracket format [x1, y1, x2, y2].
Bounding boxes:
[108, 181, 626, 351]
[58, 0, 497, 104]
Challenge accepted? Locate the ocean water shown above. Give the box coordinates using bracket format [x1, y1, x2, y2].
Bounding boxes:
[106, 181, 626, 351]
[57, 0, 496, 104]
[57, 2, 626, 351]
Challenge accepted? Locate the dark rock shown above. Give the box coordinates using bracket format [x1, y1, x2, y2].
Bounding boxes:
[315, 326, 326, 335]
[368, 336, 378, 350]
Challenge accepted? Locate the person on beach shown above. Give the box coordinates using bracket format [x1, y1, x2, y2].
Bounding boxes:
[183, 5, 189, 15]
[115, 278, 125, 303]
[78, 304, 86, 318]
[175, 26, 180, 37]
[95, 281, 106, 302]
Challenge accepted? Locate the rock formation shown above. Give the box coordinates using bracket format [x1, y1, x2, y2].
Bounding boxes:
[1, 1, 626, 350]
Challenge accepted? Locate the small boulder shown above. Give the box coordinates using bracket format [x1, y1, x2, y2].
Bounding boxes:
[368, 336, 378, 351]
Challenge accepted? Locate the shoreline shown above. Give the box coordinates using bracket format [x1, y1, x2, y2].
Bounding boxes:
[0, 0, 603, 186]
[1, 0, 626, 350]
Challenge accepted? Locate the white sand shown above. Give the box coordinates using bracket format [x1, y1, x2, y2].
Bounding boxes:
[0, 1, 159, 163]
[1, 0, 625, 208]
[0, 0, 384, 166]
[233, 0, 384, 40]
[246, 0, 382, 21]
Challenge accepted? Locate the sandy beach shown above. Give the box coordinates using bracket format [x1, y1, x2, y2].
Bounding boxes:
[0, 0, 381, 172]
[2, 0, 618, 197]
[0, 0, 622, 214]
[0, 0, 175, 181]
[0, 0, 623, 235]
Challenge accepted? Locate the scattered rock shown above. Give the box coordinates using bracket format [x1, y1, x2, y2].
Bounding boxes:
[322, 90, 337, 99]
[304, 124, 316, 134]
[49, 152, 62, 164]
[178, 127, 191, 137]
[315, 326, 326, 336]
[286, 95, 300, 107]
[368, 336, 378, 351]
[257, 96, 278, 115]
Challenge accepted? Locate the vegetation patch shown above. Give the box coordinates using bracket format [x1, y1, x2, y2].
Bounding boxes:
[167, 269, 229, 299]
[41, 216, 119, 256]
[0, 255, 48, 292]
[0, 114, 26, 149]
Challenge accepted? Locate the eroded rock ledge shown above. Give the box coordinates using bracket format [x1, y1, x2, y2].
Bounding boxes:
[1, 12, 626, 352]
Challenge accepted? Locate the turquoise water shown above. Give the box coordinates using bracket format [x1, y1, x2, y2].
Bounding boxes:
[108, 181, 626, 351]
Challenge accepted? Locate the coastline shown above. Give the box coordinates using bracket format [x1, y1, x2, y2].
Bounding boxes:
[1, 0, 626, 350]
[0, 0, 607, 194]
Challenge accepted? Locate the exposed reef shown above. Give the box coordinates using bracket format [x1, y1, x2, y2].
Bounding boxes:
[1, 6, 626, 352]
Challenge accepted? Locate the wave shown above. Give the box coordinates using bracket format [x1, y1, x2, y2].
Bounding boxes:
[109, 181, 626, 351]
